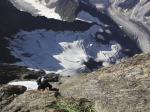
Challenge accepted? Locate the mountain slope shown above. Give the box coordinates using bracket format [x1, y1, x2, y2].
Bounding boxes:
[1, 53, 150, 112]
[60, 53, 150, 112]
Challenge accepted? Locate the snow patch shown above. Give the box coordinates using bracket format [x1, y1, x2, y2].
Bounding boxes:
[10, 0, 61, 20]
[8, 81, 38, 90]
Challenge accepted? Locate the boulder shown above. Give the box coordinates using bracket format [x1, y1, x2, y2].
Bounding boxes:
[0, 85, 27, 95]
[0, 85, 27, 111]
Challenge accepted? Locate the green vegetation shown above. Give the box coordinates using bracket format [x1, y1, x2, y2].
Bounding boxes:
[49, 98, 96, 112]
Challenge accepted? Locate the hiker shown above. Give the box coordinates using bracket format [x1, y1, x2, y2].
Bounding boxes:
[36, 76, 52, 90]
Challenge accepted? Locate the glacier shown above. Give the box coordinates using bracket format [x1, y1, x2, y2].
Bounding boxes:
[8, 25, 125, 76]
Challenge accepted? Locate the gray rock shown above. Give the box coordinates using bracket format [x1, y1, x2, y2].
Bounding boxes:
[55, 0, 79, 21]
[0, 85, 27, 111]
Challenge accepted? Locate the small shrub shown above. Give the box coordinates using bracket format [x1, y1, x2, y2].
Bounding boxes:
[49, 98, 96, 112]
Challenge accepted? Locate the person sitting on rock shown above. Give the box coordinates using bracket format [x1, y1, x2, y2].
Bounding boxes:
[36, 76, 52, 90]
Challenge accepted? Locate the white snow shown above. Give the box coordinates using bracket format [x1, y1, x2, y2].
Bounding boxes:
[8, 25, 124, 76]
[8, 81, 38, 90]
[10, 0, 61, 20]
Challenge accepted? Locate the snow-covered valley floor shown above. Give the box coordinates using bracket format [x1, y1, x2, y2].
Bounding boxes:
[8, 25, 125, 76]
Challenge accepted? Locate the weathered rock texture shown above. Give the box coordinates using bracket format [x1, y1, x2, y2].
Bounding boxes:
[55, 0, 79, 21]
[60, 53, 150, 112]
[0, 85, 27, 111]
[0, 64, 46, 84]
[1, 90, 58, 112]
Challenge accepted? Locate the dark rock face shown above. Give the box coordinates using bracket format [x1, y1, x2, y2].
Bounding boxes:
[84, 58, 103, 71]
[0, 85, 27, 95]
[21, 71, 46, 80]
[10, 0, 79, 22]
[46, 73, 60, 82]
[0, 65, 28, 84]
[55, 0, 79, 21]
[0, 64, 52, 84]
[0, 85, 26, 111]
[145, 10, 150, 17]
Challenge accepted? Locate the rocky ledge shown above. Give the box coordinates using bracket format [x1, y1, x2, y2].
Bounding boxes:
[0, 85, 95, 112]
[1, 53, 150, 112]
[60, 53, 150, 112]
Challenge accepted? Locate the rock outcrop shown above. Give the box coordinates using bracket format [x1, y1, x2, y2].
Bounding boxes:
[0, 64, 50, 84]
[0, 65, 30, 84]
[0, 85, 27, 111]
[1, 90, 58, 112]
